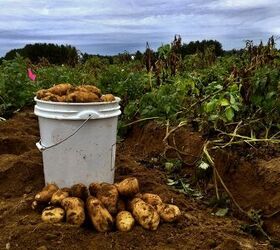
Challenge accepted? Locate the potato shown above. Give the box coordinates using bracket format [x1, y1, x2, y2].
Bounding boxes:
[142, 193, 163, 207]
[76, 85, 101, 97]
[87, 196, 114, 232]
[35, 183, 59, 203]
[115, 177, 139, 197]
[88, 182, 101, 196]
[48, 83, 73, 96]
[41, 206, 65, 223]
[156, 203, 181, 222]
[116, 211, 135, 232]
[66, 91, 100, 103]
[70, 183, 88, 201]
[100, 94, 115, 102]
[51, 189, 69, 205]
[117, 198, 126, 212]
[61, 197, 85, 226]
[91, 183, 119, 215]
[130, 198, 160, 230]
[41, 94, 61, 102]
[36, 89, 49, 99]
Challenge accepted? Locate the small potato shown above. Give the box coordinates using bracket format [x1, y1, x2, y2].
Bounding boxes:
[35, 184, 59, 203]
[88, 182, 101, 196]
[48, 83, 73, 96]
[131, 198, 160, 231]
[142, 193, 163, 207]
[156, 203, 181, 222]
[41, 206, 65, 223]
[51, 189, 69, 205]
[66, 91, 100, 103]
[116, 211, 135, 232]
[115, 177, 139, 197]
[100, 94, 115, 102]
[70, 183, 88, 201]
[61, 197, 85, 226]
[87, 196, 114, 232]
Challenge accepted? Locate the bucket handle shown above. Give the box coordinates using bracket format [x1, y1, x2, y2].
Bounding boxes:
[36, 114, 92, 152]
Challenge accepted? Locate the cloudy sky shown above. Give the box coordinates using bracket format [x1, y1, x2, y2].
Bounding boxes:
[0, 0, 279, 56]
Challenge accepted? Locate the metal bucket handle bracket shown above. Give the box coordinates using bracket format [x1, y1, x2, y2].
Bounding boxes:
[36, 113, 95, 152]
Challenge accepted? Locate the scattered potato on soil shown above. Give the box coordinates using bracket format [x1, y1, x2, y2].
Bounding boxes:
[51, 189, 70, 205]
[94, 183, 119, 215]
[35, 183, 59, 203]
[116, 211, 135, 232]
[115, 177, 139, 197]
[100, 94, 115, 102]
[61, 197, 86, 226]
[70, 183, 88, 201]
[156, 203, 181, 222]
[87, 196, 114, 232]
[88, 182, 101, 196]
[48, 83, 73, 96]
[142, 193, 163, 207]
[41, 206, 65, 223]
[66, 91, 100, 103]
[130, 198, 160, 231]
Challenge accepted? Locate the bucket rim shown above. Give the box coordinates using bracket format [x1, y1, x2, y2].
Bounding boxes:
[34, 96, 121, 106]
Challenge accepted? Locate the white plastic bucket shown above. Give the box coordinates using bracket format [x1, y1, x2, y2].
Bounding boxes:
[34, 97, 121, 187]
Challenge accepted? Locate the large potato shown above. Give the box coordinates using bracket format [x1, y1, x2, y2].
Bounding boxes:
[115, 177, 139, 197]
[76, 85, 101, 97]
[41, 206, 65, 223]
[131, 198, 160, 230]
[87, 196, 113, 232]
[66, 91, 99, 103]
[116, 211, 135, 232]
[35, 184, 59, 203]
[141, 193, 163, 207]
[48, 83, 73, 96]
[89, 183, 119, 215]
[156, 203, 181, 222]
[51, 189, 69, 205]
[61, 197, 85, 226]
[70, 183, 88, 201]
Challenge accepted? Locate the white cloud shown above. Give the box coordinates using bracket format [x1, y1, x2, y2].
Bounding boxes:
[0, 0, 279, 55]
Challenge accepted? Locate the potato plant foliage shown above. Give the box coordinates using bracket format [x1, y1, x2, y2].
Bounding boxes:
[0, 36, 279, 137]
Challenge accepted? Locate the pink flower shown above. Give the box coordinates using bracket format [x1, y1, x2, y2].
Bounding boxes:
[27, 68, 36, 81]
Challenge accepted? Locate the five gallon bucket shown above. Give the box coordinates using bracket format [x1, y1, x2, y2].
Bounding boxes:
[34, 97, 121, 187]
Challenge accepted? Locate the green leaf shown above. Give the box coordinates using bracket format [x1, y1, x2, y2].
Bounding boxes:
[220, 98, 230, 106]
[225, 108, 234, 121]
[230, 94, 236, 104]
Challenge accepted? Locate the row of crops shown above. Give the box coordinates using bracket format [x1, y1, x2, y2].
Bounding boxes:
[0, 37, 279, 141]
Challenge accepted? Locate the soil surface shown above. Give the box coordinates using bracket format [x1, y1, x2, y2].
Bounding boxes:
[0, 109, 279, 249]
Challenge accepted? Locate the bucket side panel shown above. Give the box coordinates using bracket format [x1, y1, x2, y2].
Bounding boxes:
[39, 117, 118, 187]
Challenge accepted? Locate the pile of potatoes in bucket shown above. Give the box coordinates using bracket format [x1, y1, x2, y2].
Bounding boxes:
[32, 177, 181, 232]
[36, 83, 115, 103]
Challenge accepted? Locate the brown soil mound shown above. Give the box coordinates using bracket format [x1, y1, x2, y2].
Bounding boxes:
[0, 111, 278, 249]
